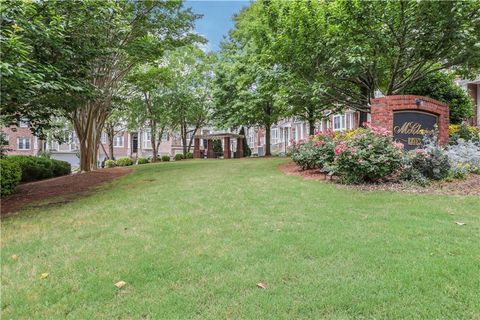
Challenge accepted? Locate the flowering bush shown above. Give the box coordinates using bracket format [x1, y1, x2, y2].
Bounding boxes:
[446, 139, 480, 177]
[290, 131, 337, 170]
[333, 124, 404, 184]
[449, 124, 480, 144]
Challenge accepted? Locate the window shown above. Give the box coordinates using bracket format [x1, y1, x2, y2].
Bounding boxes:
[333, 114, 346, 131]
[161, 132, 169, 141]
[271, 128, 279, 144]
[101, 132, 107, 144]
[18, 118, 29, 128]
[17, 137, 31, 150]
[113, 135, 124, 147]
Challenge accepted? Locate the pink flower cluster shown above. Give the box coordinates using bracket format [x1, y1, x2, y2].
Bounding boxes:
[314, 129, 335, 138]
[363, 122, 391, 136]
[334, 141, 347, 156]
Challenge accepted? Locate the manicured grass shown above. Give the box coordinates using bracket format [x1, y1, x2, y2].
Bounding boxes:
[1, 158, 479, 319]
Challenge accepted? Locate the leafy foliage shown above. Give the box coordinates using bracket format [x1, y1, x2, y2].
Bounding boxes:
[333, 127, 404, 184]
[0, 158, 22, 196]
[115, 157, 134, 167]
[137, 157, 149, 165]
[174, 154, 184, 161]
[105, 160, 116, 168]
[161, 155, 170, 162]
[405, 72, 474, 124]
[446, 140, 480, 177]
[7, 156, 70, 182]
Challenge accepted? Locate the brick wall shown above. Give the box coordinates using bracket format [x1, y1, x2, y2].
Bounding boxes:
[371, 95, 449, 145]
[1, 126, 39, 155]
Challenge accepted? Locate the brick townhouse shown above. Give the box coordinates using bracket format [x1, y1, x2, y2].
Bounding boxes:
[456, 77, 480, 127]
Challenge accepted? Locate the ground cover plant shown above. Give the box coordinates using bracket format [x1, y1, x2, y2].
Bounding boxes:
[1, 159, 479, 319]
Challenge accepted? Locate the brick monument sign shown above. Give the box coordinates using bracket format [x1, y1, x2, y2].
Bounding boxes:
[370, 95, 449, 150]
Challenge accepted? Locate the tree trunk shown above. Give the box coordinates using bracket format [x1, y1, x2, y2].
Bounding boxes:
[307, 107, 316, 136]
[150, 120, 158, 162]
[107, 128, 114, 160]
[308, 118, 315, 136]
[265, 125, 271, 156]
[72, 101, 107, 172]
[181, 121, 188, 156]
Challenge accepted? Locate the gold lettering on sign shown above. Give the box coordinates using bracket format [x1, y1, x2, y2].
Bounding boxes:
[407, 138, 422, 145]
[394, 122, 434, 135]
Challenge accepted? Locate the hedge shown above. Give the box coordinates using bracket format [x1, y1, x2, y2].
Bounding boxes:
[0, 158, 22, 196]
[115, 157, 134, 166]
[8, 156, 71, 182]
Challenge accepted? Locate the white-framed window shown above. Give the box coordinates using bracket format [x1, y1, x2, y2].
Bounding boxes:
[17, 137, 31, 150]
[113, 135, 124, 147]
[271, 127, 279, 144]
[333, 114, 346, 131]
[18, 118, 29, 128]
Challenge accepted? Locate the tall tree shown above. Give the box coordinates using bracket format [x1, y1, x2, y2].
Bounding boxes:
[166, 46, 214, 156]
[125, 65, 173, 162]
[1, 0, 201, 171]
[258, 0, 333, 135]
[213, 5, 285, 156]
[322, 0, 480, 115]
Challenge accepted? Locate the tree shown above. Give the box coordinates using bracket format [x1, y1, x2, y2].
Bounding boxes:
[257, 1, 333, 135]
[126, 65, 173, 162]
[322, 0, 480, 114]
[254, 0, 480, 125]
[404, 72, 474, 124]
[166, 46, 214, 156]
[0, 0, 96, 135]
[1, 0, 201, 171]
[103, 108, 128, 160]
[213, 5, 285, 156]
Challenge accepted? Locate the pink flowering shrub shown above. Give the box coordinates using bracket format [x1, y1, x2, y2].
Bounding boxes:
[333, 125, 404, 184]
[290, 130, 337, 170]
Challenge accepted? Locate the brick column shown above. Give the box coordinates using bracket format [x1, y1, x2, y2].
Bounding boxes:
[207, 139, 214, 158]
[223, 137, 231, 159]
[193, 138, 201, 158]
[236, 137, 243, 158]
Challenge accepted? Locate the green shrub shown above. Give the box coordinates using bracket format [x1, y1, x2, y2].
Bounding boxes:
[291, 132, 337, 171]
[105, 160, 116, 168]
[407, 148, 450, 181]
[8, 156, 70, 182]
[333, 125, 404, 184]
[115, 157, 134, 166]
[174, 154, 184, 161]
[0, 158, 22, 196]
[52, 160, 71, 176]
[161, 155, 170, 162]
[186, 152, 193, 159]
[137, 157, 149, 165]
[290, 141, 324, 170]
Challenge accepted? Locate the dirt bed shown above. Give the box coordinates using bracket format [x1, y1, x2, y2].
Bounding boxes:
[1, 167, 132, 216]
[279, 162, 480, 196]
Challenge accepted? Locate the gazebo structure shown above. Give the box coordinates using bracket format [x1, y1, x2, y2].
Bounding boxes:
[193, 133, 244, 159]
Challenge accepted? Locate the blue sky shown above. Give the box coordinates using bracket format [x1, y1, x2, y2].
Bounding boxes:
[185, 0, 250, 51]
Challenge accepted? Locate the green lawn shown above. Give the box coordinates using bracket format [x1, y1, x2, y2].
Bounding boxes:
[1, 158, 479, 319]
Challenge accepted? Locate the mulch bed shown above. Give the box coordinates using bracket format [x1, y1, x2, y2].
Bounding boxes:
[279, 161, 480, 196]
[1, 167, 133, 216]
